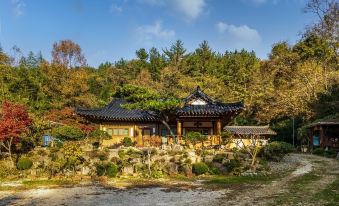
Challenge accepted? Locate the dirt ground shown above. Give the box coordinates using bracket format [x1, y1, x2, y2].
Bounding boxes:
[0, 153, 338, 206]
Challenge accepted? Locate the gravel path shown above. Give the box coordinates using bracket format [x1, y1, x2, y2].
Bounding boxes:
[218, 154, 339, 206]
[0, 154, 337, 206]
[0, 186, 227, 206]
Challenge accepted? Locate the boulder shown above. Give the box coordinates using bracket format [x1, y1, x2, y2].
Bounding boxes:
[172, 144, 184, 152]
[203, 155, 214, 163]
[81, 166, 91, 175]
[122, 165, 134, 175]
[181, 165, 192, 177]
[166, 162, 178, 175]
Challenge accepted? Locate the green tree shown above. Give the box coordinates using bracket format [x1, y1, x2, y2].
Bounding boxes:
[163, 40, 186, 66]
[115, 84, 180, 140]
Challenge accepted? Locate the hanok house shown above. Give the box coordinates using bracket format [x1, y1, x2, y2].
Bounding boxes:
[76, 86, 244, 147]
[223, 125, 276, 148]
[307, 119, 339, 149]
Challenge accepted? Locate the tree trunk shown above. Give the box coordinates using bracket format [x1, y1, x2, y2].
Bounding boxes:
[7, 137, 14, 167]
[160, 119, 176, 142]
[147, 149, 151, 176]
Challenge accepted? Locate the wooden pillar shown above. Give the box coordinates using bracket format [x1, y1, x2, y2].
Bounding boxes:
[217, 120, 222, 145]
[177, 121, 182, 136]
[320, 125, 324, 147]
[176, 120, 182, 144]
[217, 120, 222, 135]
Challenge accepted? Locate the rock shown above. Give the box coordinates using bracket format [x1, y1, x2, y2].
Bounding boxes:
[181, 165, 192, 177]
[122, 165, 134, 175]
[172, 144, 184, 152]
[166, 162, 178, 175]
[222, 158, 230, 165]
[204, 155, 214, 163]
[161, 155, 172, 163]
[225, 152, 234, 159]
[184, 151, 197, 163]
[241, 170, 257, 176]
[129, 158, 141, 164]
[174, 155, 182, 163]
[81, 166, 91, 175]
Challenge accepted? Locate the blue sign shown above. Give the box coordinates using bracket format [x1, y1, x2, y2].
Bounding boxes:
[313, 136, 319, 146]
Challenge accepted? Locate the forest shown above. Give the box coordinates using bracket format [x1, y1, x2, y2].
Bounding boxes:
[0, 0, 338, 146]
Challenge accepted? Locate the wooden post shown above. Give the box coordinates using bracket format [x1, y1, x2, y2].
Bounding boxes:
[217, 120, 222, 145]
[177, 121, 182, 143]
[320, 125, 324, 147]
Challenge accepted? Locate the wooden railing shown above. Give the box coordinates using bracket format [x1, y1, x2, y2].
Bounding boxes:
[137, 135, 222, 147]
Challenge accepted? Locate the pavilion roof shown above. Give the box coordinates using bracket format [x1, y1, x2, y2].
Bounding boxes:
[223, 125, 277, 135]
[177, 86, 243, 117]
[76, 86, 244, 121]
[76, 99, 159, 122]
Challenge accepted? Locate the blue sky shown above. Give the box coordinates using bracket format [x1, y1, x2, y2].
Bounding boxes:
[0, 0, 316, 67]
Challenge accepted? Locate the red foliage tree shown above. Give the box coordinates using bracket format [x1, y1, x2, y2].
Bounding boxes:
[0, 101, 32, 165]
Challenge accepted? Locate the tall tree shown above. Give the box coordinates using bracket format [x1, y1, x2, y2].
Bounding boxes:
[0, 101, 32, 165]
[52, 40, 86, 68]
[304, 0, 338, 47]
[149, 47, 165, 81]
[163, 40, 186, 66]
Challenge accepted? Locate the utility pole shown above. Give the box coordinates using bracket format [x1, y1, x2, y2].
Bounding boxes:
[292, 117, 295, 147]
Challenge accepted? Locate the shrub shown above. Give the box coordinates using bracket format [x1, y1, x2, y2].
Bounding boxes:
[96, 164, 106, 176]
[313, 148, 325, 155]
[96, 162, 119, 177]
[97, 151, 109, 161]
[17, 158, 33, 170]
[52, 126, 85, 141]
[213, 153, 227, 163]
[0, 162, 19, 178]
[224, 159, 241, 173]
[324, 149, 337, 158]
[106, 163, 119, 177]
[62, 142, 84, 172]
[185, 132, 208, 147]
[192, 162, 209, 175]
[122, 137, 133, 147]
[259, 141, 295, 161]
[313, 148, 338, 158]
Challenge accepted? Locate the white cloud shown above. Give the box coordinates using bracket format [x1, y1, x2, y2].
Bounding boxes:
[216, 22, 261, 42]
[139, 0, 206, 21]
[11, 0, 25, 17]
[110, 4, 123, 13]
[137, 21, 175, 40]
[171, 0, 205, 20]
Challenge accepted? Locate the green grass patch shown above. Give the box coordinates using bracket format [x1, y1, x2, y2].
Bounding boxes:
[313, 177, 339, 206]
[0, 179, 79, 191]
[205, 175, 276, 185]
[271, 172, 322, 205]
[22, 179, 77, 187]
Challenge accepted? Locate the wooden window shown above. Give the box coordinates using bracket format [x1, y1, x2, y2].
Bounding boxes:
[107, 129, 113, 136]
[112, 128, 129, 136]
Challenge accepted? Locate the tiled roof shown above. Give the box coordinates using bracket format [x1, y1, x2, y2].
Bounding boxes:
[223, 125, 277, 135]
[77, 86, 244, 121]
[184, 86, 214, 104]
[76, 99, 159, 121]
[307, 119, 339, 127]
[177, 102, 243, 117]
[178, 86, 244, 117]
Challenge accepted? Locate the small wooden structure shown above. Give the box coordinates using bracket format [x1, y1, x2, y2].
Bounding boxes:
[223, 125, 276, 148]
[307, 119, 339, 149]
